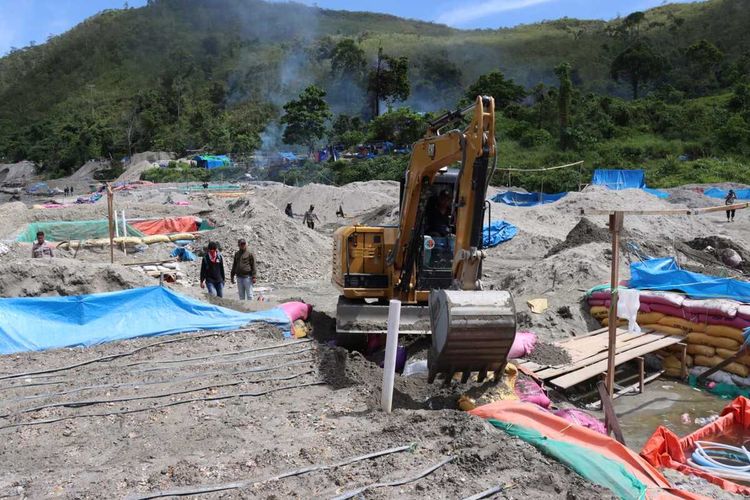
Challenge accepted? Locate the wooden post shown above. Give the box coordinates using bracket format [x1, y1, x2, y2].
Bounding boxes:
[107, 183, 114, 264]
[606, 211, 624, 398]
[597, 380, 626, 445]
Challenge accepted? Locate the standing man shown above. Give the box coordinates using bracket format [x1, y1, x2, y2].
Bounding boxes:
[302, 205, 320, 229]
[285, 203, 294, 218]
[231, 238, 256, 300]
[200, 241, 225, 297]
[726, 189, 737, 222]
[32, 231, 54, 258]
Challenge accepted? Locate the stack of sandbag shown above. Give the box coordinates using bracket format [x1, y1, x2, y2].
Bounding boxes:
[56, 233, 196, 250]
[586, 287, 750, 379]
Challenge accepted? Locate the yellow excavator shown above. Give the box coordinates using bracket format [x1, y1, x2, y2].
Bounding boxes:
[332, 96, 516, 383]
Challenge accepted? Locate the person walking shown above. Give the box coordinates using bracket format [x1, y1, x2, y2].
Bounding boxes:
[231, 238, 256, 300]
[285, 203, 293, 218]
[31, 231, 54, 258]
[726, 189, 737, 222]
[200, 241, 225, 297]
[302, 204, 320, 229]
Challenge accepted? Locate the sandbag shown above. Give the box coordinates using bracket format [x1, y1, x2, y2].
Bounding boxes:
[588, 299, 605, 307]
[142, 234, 171, 245]
[601, 317, 627, 327]
[704, 325, 745, 344]
[686, 332, 741, 350]
[85, 238, 111, 247]
[715, 348, 750, 366]
[169, 233, 195, 241]
[706, 315, 750, 331]
[113, 236, 143, 246]
[693, 355, 749, 377]
[638, 290, 685, 308]
[641, 324, 685, 336]
[514, 377, 550, 409]
[662, 355, 683, 370]
[637, 312, 665, 324]
[509, 330, 537, 359]
[590, 291, 611, 300]
[738, 304, 750, 320]
[658, 316, 704, 333]
[686, 344, 715, 357]
[648, 303, 686, 319]
[683, 298, 738, 319]
[590, 306, 609, 319]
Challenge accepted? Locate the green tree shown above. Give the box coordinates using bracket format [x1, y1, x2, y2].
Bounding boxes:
[465, 70, 526, 109]
[610, 41, 663, 99]
[280, 85, 332, 152]
[368, 47, 410, 117]
[555, 62, 573, 148]
[685, 39, 724, 94]
[331, 39, 367, 79]
[330, 114, 366, 148]
[368, 108, 427, 145]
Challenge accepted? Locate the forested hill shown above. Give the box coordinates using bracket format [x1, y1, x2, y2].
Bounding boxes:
[0, 0, 748, 186]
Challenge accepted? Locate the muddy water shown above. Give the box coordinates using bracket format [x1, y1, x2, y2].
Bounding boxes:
[616, 381, 730, 451]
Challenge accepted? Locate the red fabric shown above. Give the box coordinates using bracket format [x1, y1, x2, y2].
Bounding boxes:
[470, 401, 704, 499]
[130, 216, 199, 235]
[640, 396, 750, 495]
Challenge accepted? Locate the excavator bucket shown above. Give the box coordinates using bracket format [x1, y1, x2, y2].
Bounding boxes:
[427, 289, 517, 384]
[336, 297, 432, 335]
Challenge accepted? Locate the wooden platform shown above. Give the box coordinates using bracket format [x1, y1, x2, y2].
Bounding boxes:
[516, 327, 686, 390]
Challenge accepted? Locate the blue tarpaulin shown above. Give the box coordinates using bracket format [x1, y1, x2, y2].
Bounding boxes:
[193, 155, 232, 169]
[491, 191, 567, 207]
[703, 187, 750, 200]
[0, 286, 291, 355]
[483, 220, 518, 247]
[592, 169, 669, 198]
[629, 257, 750, 302]
[592, 169, 645, 189]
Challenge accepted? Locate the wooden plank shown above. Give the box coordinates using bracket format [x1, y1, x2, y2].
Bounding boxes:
[562, 331, 646, 364]
[580, 202, 749, 217]
[535, 332, 666, 379]
[550, 335, 683, 389]
[597, 381, 626, 445]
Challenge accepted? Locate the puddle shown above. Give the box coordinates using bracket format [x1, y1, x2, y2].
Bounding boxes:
[615, 381, 730, 451]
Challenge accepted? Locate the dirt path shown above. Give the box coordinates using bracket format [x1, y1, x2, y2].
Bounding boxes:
[0, 324, 610, 499]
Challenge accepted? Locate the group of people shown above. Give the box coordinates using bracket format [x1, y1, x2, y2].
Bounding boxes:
[199, 238, 257, 300]
[285, 203, 346, 229]
[63, 186, 75, 197]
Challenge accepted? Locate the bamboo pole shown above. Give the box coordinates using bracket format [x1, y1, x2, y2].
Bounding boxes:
[107, 184, 114, 264]
[606, 211, 623, 398]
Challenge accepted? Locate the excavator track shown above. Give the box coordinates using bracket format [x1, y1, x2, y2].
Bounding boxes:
[427, 289, 516, 384]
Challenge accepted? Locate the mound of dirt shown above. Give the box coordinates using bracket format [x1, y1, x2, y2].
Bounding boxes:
[67, 159, 109, 181]
[117, 151, 174, 182]
[0, 259, 151, 297]
[546, 217, 613, 257]
[0, 202, 28, 240]
[665, 188, 718, 208]
[205, 197, 331, 283]
[253, 181, 399, 224]
[0, 161, 36, 185]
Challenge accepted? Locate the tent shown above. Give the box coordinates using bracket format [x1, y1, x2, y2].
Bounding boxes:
[193, 155, 232, 169]
[491, 191, 567, 207]
[0, 286, 291, 355]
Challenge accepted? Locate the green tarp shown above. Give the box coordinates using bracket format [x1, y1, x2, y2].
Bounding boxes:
[487, 419, 647, 499]
[16, 220, 145, 242]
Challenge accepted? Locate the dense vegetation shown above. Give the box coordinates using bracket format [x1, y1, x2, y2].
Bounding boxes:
[0, 0, 748, 191]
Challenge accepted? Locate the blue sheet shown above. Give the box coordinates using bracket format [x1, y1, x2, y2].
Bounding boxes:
[491, 191, 567, 207]
[592, 169, 645, 189]
[629, 257, 750, 302]
[703, 187, 750, 200]
[0, 286, 291, 355]
[483, 220, 518, 248]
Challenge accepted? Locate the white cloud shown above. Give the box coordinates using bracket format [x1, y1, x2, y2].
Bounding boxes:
[435, 0, 556, 26]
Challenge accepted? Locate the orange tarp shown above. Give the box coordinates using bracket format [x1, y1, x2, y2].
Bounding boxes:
[470, 401, 705, 499]
[130, 216, 199, 235]
[641, 396, 750, 495]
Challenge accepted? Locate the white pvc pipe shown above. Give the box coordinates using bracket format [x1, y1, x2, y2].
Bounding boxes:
[381, 299, 401, 413]
[114, 210, 120, 238]
[121, 210, 127, 237]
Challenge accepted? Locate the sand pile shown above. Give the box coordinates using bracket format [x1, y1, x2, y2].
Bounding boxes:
[546, 217, 613, 257]
[665, 188, 718, 208]
[116, 151, 174, 182]
[67, 159, 109, 181]
[253, 181, 399, 224]
[0, 160, 36, 185]
[0, 259, 151, 297]
[206, 197, 331, 283]
[0, 202, 28, 240]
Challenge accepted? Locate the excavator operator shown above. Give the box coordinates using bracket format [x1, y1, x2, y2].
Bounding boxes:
[425, 189, 453, 237]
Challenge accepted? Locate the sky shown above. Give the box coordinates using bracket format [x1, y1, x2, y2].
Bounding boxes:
[0, 0, 702, 56]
